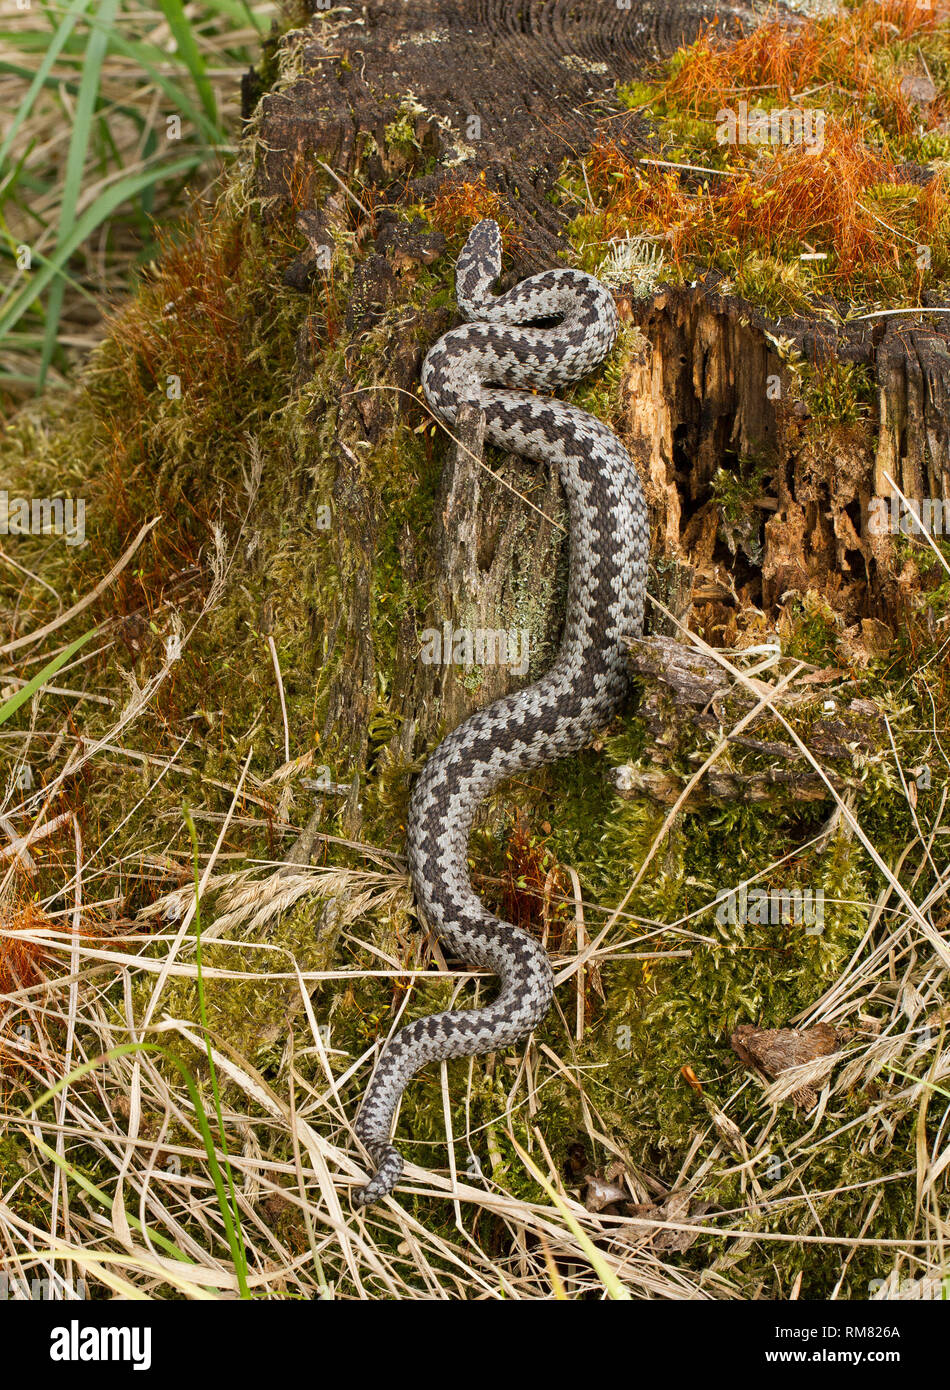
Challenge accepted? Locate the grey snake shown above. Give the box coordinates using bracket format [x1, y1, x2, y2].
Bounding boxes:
[353, 219, 649, 1205]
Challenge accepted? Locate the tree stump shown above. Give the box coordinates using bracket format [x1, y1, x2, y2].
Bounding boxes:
[245, 0, 950, 802]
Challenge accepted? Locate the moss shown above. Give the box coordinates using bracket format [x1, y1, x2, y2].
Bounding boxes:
[381, 94, 438, 177]
[384, 108, 422, 157]
[4, 11, 950, 1297]
[572, 5, 950, 322]
[0, 1133, 33, 1207]
[795, 358, 877, 424]
[710, 456, 772, 565]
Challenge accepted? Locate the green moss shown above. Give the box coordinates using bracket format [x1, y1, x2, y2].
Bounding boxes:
[384, 110, 422, 157]
[711, 456, 771, 565]
[3, 20, 950, 1294]
[795, 358, 877, 425]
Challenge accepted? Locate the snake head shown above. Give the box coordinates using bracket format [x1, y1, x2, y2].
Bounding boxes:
[467, 217, 501, 260]
[456, 219, 503, 319]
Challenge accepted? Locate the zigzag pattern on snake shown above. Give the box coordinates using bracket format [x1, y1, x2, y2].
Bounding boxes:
[353, 219, 649, 1205]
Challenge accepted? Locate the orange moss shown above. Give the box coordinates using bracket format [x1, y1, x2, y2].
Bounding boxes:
[587, 111, 925, 288]
[586, 139, 705, 269]
[662, 0, 946, 136]
[0, 900, 50, 1100]
[0, 900, 49, 999]
[496, 815, 571, 948]
[723, 120, 896, 277]
[428, 173, 522, 253]
[105, 209, 247, 419]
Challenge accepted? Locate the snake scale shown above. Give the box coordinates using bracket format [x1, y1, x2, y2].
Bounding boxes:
[353, 219, 649, 1205]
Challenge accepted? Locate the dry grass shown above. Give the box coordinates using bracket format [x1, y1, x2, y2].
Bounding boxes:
[1, 532, 949, 1298]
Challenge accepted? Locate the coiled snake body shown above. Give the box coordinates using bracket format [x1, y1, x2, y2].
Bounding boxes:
[354, 220, 648, 1204]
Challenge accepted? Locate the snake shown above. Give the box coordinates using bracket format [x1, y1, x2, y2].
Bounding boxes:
[353, 219, 649, 1205]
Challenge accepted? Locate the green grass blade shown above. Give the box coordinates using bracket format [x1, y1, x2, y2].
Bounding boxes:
[183, 807, 251, 1297]
[26, 1038, 251, 1284]
[511, 1137, 633, 1299]
[38, 0, 120, 387]
[155, 0, 220, 128]
[197, 0, 268, 34]
[0, 141, 34, 217]
[101, 31, 223, 144]
[0, 155, 203, 340]
[29, 1135, 194, 1265]
[0, 0, 94, 170]
[0, 628, 96, 725]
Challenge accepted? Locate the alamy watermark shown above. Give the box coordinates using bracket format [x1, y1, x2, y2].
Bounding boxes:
[0, 491, 86, 546]
[420, 621, 530, 676]
[1, 1271, 88, 1300]
[50, 1320, 151, 1370]
[715, 884, 825, 935]
[869, 1274, 949, 1300]
[868, 493, 950, 537]
[716, 101, 825, 153]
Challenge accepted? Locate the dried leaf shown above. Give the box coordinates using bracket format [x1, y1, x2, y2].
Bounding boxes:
[731, 1022, 842, 1109]
[627, 1190, 712, 1253]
